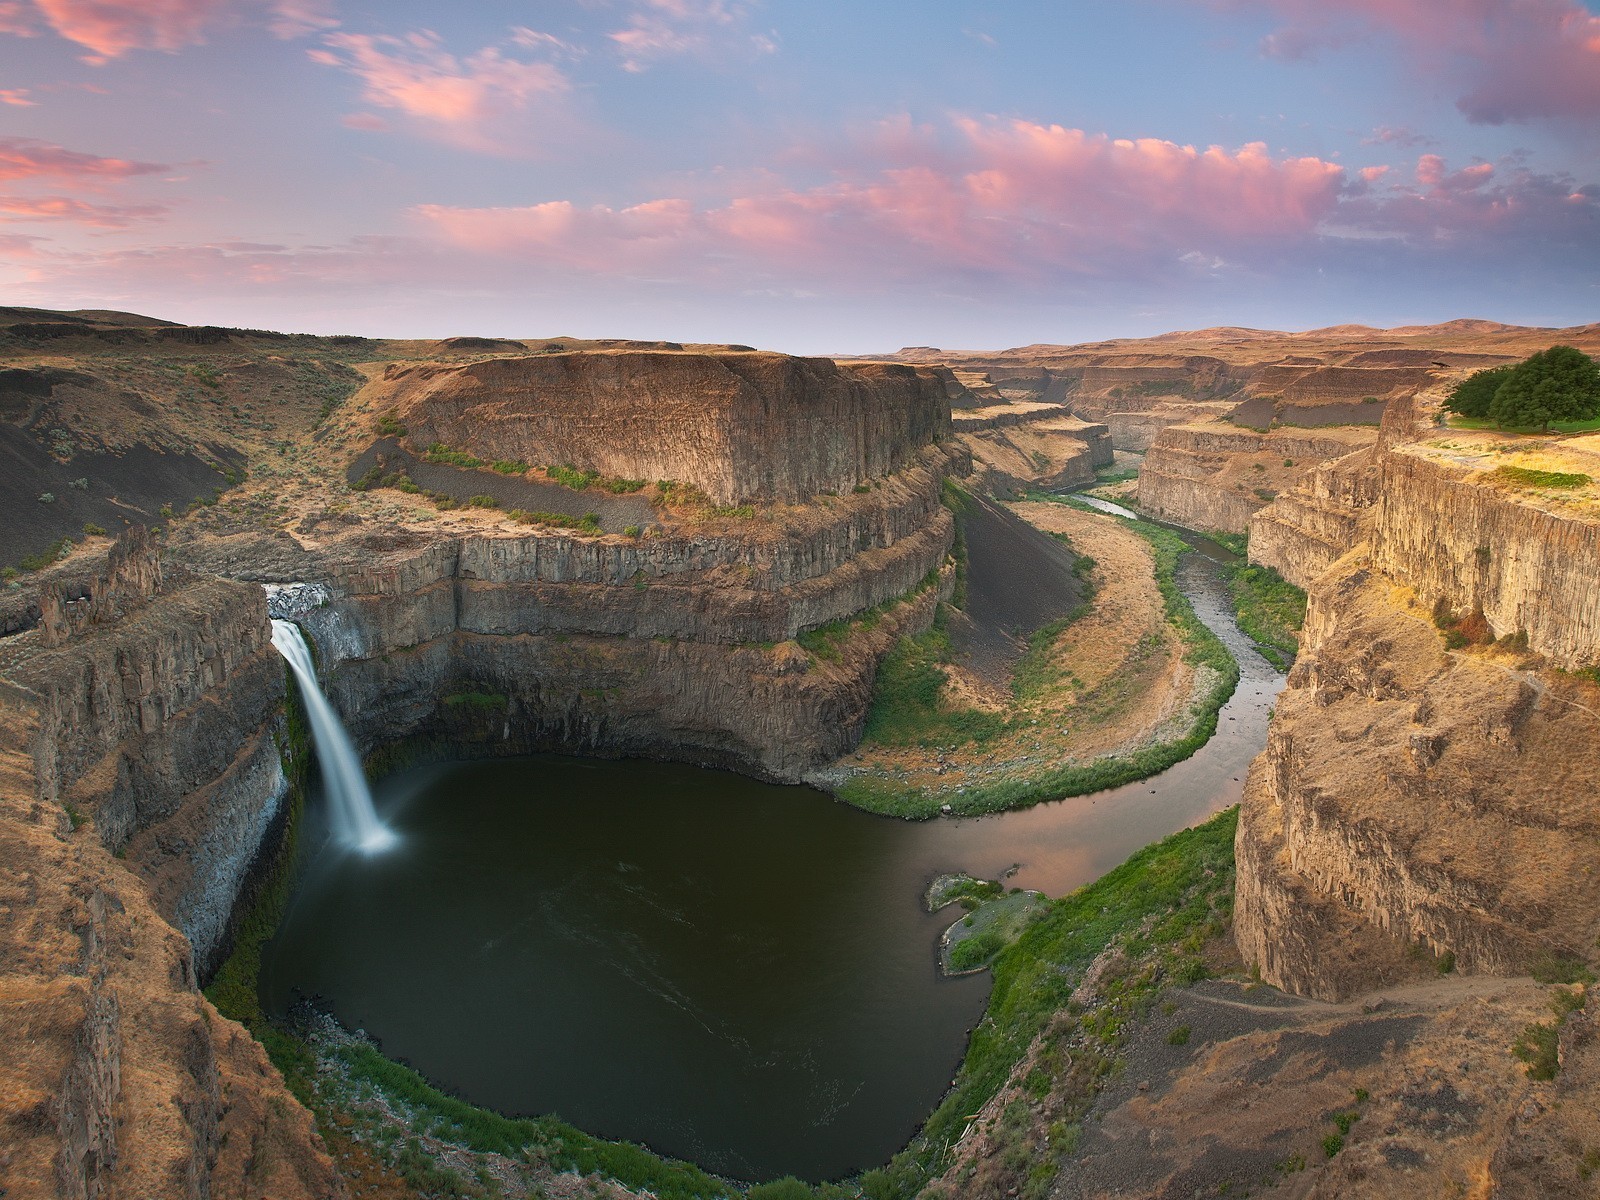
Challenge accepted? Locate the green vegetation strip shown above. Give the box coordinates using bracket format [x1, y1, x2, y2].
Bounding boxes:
[859, 809, 1238, 1200]
[838, 494, 1239, 819]
[1493, 464, 1592, 490]
[1223, 562, 1304, 671]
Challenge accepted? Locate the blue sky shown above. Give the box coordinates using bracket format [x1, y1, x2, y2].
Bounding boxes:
[0, 0, 1595, 351]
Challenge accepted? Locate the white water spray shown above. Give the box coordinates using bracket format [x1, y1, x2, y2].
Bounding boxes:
[270, 619, 398, 854]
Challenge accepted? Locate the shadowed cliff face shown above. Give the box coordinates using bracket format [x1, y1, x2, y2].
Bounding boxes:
[0, 531, 341, 1200]
[1233, 405, 1600, 1002]
[366, 351, 954, 505]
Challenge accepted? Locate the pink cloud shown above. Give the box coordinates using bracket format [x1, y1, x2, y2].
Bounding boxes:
[413, 119, 1350, 283]
[1204, 0, 1600, 124]
[28, 0, 228, 58]
[0, 136, 168, 182]
[605, 0, 772, 71]
[312, 29, 569, 150]
[0, 193, 165, 225]
[8, 0, 335, 58]
[0, 88, 34, 105]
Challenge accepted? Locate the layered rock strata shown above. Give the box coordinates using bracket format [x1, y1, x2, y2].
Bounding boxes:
[1137, 422, 1375, 533]
[0, 533, 340, 1200]
[292, 444, 962, 780]
[1235, 429, 1600, 1000]
[365, 351, 954, 505]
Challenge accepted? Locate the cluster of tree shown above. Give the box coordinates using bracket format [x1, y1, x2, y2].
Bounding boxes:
[1444, 345, 1600, 431]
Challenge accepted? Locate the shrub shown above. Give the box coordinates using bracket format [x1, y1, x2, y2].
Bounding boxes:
[82, 522, 106, 536]
[375, 413, 408, 437]
[467, 494, 499, 508]
[424, 443, 485, 469]
[950, 929, 1006, 971]
[491, 459, 529, 475]
[1514, 1022, 1560, 1080]
[37, 492, 54, 504]
[547, 463, 599, 490]
[603, 478, 647, 493]
[1166, 1025, 1191, 1046]
[623, 524, 642, 538]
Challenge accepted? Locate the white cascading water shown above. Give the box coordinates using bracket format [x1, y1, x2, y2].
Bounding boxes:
[270, 619, 398, 854]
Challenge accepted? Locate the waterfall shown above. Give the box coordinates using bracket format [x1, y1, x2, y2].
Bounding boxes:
[270, 619, 398, 854]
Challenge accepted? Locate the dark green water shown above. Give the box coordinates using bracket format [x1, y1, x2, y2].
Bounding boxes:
[259, 529, 1283, 1183]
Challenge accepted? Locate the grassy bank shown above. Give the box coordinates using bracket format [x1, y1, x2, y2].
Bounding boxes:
[837, 494, 1239, 818]
[861, 808, 1239, 1200]
[1207, 530, 1305, 670]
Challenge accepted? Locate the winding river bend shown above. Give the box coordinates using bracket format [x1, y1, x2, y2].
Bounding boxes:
[258, 505, 1285, 1183]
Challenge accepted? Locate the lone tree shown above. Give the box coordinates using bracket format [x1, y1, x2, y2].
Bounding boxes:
[1443, 365, 1514, 419]
[1487, 345, 1600, 432]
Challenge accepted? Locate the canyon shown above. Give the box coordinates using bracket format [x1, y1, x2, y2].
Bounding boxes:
[2, 310, 1599, 1199]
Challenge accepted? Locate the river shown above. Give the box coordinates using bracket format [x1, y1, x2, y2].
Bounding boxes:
[258, 503, 1285, 1183]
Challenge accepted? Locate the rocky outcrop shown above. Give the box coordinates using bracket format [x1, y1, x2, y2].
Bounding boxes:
[1234, 551, 1600, 1000]
[0, 530, 287, 974]
[0, 536, 340, 1200]
[1371, 444, 1600, 670]
[949, 404, 1112, 495]
[1138, 422, 1375, 533]
[365, 351, 954, 505]
[1235, 414, 1600, 1001]
[288, 446, 963, 781]
[1246, 447, 1380, 589]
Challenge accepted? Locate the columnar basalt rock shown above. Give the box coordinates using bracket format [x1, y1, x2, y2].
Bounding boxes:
[1137, 422, 1376, 534]
[1235, 433, 1600, 999]
[1370, 444, 1600, 670]
[367, 351, 955, 505]
[291, 447, 963, 780]
[0, 648, 340, 1200]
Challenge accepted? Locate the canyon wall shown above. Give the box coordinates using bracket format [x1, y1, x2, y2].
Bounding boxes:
[367, 351, 954, 505]
[1235, 427, 1600, 1000]
[1371, 445, 1600, 670]
[950, 403, 1112, 495]
[295, 445, 962, 780]
[0, 529, 288, 975]
[0, 532, 341, 1200]
[1137, 422, 1375, 533]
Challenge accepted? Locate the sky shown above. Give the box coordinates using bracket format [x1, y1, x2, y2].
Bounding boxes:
[0, 0, 1596, 353]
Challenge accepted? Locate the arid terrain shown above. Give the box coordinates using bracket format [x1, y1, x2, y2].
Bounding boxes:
[2, 309, 1599, 1200]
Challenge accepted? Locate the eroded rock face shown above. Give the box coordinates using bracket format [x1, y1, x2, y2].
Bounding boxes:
[1371, 447, 1600, 670]
[1138, 423, 1376, 534]
[0, 541, 340, 1200]
[0, 532, 287, 976]
[291, 446, 962, 780]
[367, 351, 954, 505]
[1234, 550, 1600, 1001]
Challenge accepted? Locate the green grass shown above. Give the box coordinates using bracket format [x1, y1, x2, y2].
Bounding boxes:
[1448, 414, 1600, 434]
[859, 809, 1239, 1199]
[1493, 465, 1592, 489]
[507, 508, 602, 533]
[795, 566, 943, 665]
[857, 623, 1009, 747]
[1223, 562, 1305, 670]
[841, 496, 1239, 819]
[547, 463, 600, 490]
[330, 1042, 732, 1200]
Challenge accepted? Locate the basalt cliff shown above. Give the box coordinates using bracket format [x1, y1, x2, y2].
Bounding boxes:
[4, 311, 1600, 1199]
